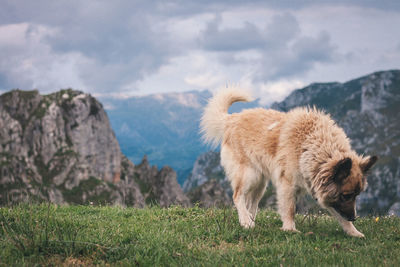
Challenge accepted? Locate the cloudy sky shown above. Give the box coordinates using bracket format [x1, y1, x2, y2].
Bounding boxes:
[0, 0, 399, 104]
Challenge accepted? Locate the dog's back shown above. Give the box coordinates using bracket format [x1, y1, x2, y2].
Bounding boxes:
[223, 108, 285, 173]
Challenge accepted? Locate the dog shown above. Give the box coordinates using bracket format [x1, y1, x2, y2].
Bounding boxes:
[200, 88, 377, 237]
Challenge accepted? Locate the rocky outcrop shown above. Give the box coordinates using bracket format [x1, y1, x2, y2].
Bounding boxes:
[187, 179, 231, 208]
[183, 151, 232, 207]
[133, 155, 190, 207]
[183, 151, 226, 192]
[0, 89, 188, 207]
[118, 155, 146, 207]
[388, 202, 400, 216]
[0, 89, 121, 204]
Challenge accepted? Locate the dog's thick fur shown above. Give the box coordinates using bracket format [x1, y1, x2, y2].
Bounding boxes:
[201, 88, 377, 237]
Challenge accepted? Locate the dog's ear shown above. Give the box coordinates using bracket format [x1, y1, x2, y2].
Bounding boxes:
[333, 157, 352, 184]
[360, 155, 378, 174]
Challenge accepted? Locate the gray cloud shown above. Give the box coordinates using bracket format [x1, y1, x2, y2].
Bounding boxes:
[261, 31, 337, 80]
[199, 13, 300, 52]
[0, 1, 179, 93]
[199, 12, 337, 81]
[263, 13, 300, 50]
[0, 0, 398, 96]
[199, 15, 265, 51]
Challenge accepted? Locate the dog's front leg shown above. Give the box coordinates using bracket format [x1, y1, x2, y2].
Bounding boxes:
[328, 208, 364, 237]
[276, 180, 299, 232]
[340, 221, 364, 238]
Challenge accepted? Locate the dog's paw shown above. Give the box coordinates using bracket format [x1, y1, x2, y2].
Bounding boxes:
[240, 220, 255, 229]
[239, 216, 255, 229]
[347, 229, 365, 238]
[280, 226, 300, 233]
[342, 223, 365, 238]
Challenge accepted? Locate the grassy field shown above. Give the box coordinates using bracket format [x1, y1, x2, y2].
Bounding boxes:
[1, 204, 399, 266]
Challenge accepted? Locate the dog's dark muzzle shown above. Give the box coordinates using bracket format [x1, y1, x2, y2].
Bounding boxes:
[332, 202, 356, 222]
[337, 208, 356, 221]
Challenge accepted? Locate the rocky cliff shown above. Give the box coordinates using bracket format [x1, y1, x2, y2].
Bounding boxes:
[0, 89, 189, 207]
[183, 151, 226, 192]
[187, 179, 231, 208]
[183, 151, 232, 208]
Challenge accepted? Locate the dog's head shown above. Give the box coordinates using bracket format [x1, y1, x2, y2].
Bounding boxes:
[318, 155, 378, 221]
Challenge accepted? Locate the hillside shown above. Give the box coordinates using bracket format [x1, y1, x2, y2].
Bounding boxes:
[1, 204, 399, 266]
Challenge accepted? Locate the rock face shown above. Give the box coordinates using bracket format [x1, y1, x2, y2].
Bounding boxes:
[133, 155, 190, 207]
[183, 151, 233, 208]
[0, 89, 188, 207]
[183, 151, 226, 192]
[187, 179, 231, 208]
[388, 202, 400, 216]
[0, 89, 120, 204]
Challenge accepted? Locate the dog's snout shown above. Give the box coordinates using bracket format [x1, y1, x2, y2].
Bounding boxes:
[332, 203, 357, 222]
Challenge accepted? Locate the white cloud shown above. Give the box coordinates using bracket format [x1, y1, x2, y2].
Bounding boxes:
[258, 80, 306, 105]
[0, 23, 88, 92]
[185, 72, 227, 89]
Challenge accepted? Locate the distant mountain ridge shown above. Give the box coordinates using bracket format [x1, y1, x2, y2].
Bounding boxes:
[102, 90, 211, 185]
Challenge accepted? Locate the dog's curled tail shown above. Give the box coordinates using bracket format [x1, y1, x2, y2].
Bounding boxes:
[200, 88, 253, 147]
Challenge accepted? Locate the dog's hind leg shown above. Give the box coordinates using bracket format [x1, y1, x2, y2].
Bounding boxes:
[245, 174, 268, 224]
[232, 167, 260, 228]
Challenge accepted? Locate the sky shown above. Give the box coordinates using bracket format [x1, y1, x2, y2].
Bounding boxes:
[0, 0, 399, 104]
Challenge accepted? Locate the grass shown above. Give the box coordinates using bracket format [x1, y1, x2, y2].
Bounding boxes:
[1, 204, 399, 266]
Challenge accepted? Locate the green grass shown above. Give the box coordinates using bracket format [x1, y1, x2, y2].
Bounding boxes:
[1, 204, 399, 266]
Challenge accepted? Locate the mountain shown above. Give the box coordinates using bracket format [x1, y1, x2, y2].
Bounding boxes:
[102, 90, 260, 185]
[102, 90, 211, 185]
[186, 70, 400, 215]
[187, 179, 232, 208]
[183, 151, 226, 192]
[0, 89, 189, 207]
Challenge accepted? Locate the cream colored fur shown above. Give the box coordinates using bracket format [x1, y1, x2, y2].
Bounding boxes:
[201, 88, 373, 237]
[200, 88, 253, 148]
